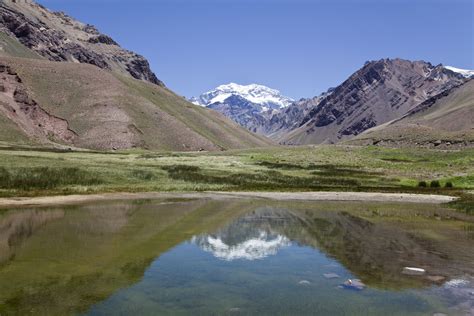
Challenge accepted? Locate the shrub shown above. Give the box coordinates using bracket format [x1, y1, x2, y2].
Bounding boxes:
[418, 181, 427, 188]
[161, 164, 360, 189]
[430, 180, 441, 188]
[445, 182, 454, 188]
[0, 167, 102, 190]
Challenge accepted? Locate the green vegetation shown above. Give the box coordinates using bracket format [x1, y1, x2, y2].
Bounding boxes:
[0, 167, 102, 190]
[0, 32, 43, 60]
[418, 181, 427, 188]
[0, 145, 472, 199]
[430, 180, 441, 188]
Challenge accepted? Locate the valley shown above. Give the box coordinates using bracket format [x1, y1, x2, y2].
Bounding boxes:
[0, 0, 471, 204]
[0, 0, 472, 315]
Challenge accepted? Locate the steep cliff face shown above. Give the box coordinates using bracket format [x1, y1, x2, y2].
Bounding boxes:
[0, 0, 164, 85]
[281, 58, 467, 144]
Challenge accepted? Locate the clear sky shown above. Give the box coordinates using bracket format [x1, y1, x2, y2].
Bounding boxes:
[37, 0, 473, 99]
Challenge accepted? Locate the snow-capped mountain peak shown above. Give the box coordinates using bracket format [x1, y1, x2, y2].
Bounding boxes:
[191, 83, 294, 110]
[444, 66, 474, 78]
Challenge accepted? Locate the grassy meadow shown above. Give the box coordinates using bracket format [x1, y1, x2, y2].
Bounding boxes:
[0, 144, 473, 201]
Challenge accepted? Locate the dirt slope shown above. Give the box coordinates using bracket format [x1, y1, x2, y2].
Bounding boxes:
[350, 80, 474, 148]
[0, 56, 273, 151]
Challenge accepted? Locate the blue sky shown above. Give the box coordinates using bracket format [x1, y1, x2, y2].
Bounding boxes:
[38, 0, 473, 99]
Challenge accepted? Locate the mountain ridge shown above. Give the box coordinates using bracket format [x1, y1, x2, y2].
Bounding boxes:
[0, 55, 273, 150]
[0, 0, 273, 151]
[0, 0, 164, 85]
[280, 58, 468, 144]
[191, 82, 294, 133]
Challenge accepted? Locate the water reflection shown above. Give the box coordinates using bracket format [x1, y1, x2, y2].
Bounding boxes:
[0, 209, 64, 264]
[193, 233, 290, 261]
[0, 198, 472, 315]
[192, 208, 293, 261]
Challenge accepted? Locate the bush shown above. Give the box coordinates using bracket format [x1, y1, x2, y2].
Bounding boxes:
[445, 182, 454, 188]
[0, 167, 102, 190]
[418, 181, 427, 188]
[161, 164, 360, 189]
[430, 180, 441, 188]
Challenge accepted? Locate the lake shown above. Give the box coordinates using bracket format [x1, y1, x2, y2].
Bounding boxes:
[0, 197, 473, 315]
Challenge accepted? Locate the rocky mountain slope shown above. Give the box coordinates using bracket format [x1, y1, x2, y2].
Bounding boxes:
[262, 88, 333, 139]
[0, 1, 272, 151]
[350, 79, 474, 148]
[0, 0, 163, 85]
[280, 58, 468, 144]
[0, 55, 272, 150]
[191, 83, 293, 133]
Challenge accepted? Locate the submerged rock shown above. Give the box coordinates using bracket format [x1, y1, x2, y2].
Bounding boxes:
[323, 273, 340, 279]
[342, 279, 365, 290]
[427, 275, 445, 282]
[298, 280, 311, 285]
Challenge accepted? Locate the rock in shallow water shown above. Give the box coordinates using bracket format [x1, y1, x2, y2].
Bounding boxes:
[342, 279, 365, 290]
[323, 273, 340, 279]
[427, 275, 445, 282]
[298, 280, 311, 285]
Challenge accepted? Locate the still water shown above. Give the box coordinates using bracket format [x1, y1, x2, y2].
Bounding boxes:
[0, 198, 473, 315]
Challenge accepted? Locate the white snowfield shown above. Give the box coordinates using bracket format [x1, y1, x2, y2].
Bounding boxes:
[444, 66, 474, 78]
[191, 82, 294, 109]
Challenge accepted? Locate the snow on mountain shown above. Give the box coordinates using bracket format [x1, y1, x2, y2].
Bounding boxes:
[444, 66, 474, 78]
[190, 83, 294, 110]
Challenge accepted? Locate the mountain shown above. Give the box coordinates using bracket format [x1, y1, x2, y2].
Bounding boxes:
[0, 1, 272, 151]
[350, 79, 474, 148]
[262, 88, 334, 139]
[0, 0, 163, 85]
[279, 58, 468, 145]
[444, 66, 474, 79]
[191, 83, 294, 132]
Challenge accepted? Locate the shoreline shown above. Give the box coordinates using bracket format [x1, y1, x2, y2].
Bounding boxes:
[0, 191, 456, 208]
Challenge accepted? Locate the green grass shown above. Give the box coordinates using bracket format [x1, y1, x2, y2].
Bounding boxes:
[0, 114, 32, 145]
[0, 32, 43, 60]
[0, 167, 102, 190]
[0, 145, 472, 198]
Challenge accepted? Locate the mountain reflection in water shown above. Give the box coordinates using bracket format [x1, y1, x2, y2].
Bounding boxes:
[0, 198, 473, 315]
[192, 232, 291, 261]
